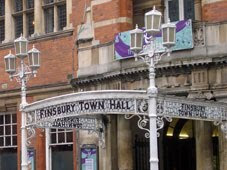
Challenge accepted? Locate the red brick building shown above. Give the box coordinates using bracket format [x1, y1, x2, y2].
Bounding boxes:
[0, 0, 227, 170]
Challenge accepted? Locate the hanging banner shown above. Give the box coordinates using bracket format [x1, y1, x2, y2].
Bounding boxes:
[114, 19, 194, 60]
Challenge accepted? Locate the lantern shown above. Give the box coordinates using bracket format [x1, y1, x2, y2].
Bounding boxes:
[4, 51, 16, 74]
[130, 24, 144, 53]
[14, 34, 28, 59]
[28, 45, 40, 71]
[145, 6, 162, 35]
[162, 19, 176, 48]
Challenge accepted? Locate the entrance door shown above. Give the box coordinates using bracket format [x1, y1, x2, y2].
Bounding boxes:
[0, 149, 17, 170]
[163, 137, 196, 170]
[52, 145, 73, 170]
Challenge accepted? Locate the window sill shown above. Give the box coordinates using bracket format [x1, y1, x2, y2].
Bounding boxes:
[0, 29, 74, 49]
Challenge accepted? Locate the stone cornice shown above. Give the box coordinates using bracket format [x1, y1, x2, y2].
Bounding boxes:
[71, 55, 227, 88]
[0, 29, 74, 50]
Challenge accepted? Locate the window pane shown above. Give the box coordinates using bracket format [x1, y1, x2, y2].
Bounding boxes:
[45, 8, 54, 33]
[184, 0, 194, 20]
[168, 0, 179, 22]
[0, 0, 5, 16]
[51, 133, 56, 143]
[66, 132, 72, 142]
[13, 136, 17, 145]
[0, 137, 3, 146]
[27, 13, 34, 36]
[44, 0, 54, 4]
[15, 15, 23, 38]
[58, 132, 65, 143]
[5, 136, 11, 146]
[51, 128, 56, 132]
[26, 0, 34, 9]
[12, 114, 16, 123]
[0, 115, 3, 124]
[5, 125, 11, 135]
[0, 126, 3, 135]
[13, 125, 17, 134]
[5, 115, 11, 124]
[58, 4, 66, 31]
[15, 0, 23, 12]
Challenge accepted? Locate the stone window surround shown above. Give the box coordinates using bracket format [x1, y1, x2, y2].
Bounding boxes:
[2, 0, 72, 44]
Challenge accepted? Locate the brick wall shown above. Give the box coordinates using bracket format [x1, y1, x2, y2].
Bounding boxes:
[202, 1, 227, 22]
[92, 0, 133, 43]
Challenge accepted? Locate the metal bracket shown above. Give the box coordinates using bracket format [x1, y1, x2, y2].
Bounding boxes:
[125, 114, 172, 138]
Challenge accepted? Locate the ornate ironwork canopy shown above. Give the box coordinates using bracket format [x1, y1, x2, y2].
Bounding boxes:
[23, 90, 227, 142]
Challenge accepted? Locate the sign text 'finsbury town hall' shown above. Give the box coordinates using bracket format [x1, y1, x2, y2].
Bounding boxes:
[37, 99, 135, 120]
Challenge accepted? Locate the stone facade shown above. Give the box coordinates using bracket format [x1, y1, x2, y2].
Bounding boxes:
[0, 0, 227, 170]
[71, 0, 227, 170]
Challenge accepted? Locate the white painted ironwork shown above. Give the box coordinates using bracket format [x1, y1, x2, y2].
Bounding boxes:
[4, 35, 41, 170]
[23, 90, 227, 140]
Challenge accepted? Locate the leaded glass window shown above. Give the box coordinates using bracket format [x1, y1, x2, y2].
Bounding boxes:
[167, 0, 195, 21]
[15, 15, 23, 38]
[168, 0, 179, 22]
[184, 0, 195, 20]
[0, 20, 4, 42]
[15, 0, 23, 12]
[45, 7, 54, 33]
[26, 0, 34, 9]
[43, 0, 67, 33]
[58, 4, 66, 30]
[27, 13, 34, 36]
[0, 113, 17, 148]
[0, 0, 4, 16]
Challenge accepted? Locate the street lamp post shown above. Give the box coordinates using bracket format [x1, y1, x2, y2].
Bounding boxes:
[4, 35, 41, 170]
[130, 6, 176, 170]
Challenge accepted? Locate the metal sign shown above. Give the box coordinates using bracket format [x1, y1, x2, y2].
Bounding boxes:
[157, 97, 227, 122]
[36, 99, 135, 121]
[24, 90, 227, 127]
[36, 117, 98, 130]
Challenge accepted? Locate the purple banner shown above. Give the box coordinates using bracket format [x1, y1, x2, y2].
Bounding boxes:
[114, 19, 193, 60]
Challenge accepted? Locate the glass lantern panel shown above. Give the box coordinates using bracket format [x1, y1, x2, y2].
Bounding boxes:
[21, 41, 27, 54]
[28, 54, 33, 65]
[15, 42, 20, 55]
[5, 58, 9, 70]
[146, 15, 152, 30]
[136, 33, 143, 48]
[162, 27, 168, 43]
[169, 27, 175, 43]
[131, 33, 135, 48]
[153, 15, 161, 30]
[10, 58, 16, 70]
[33, 53, 40, 66]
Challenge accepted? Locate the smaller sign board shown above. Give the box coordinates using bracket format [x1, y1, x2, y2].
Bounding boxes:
[28, 148, 35, 170]
[37, 117, 98, 130]
[81, 145, 98, 170]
